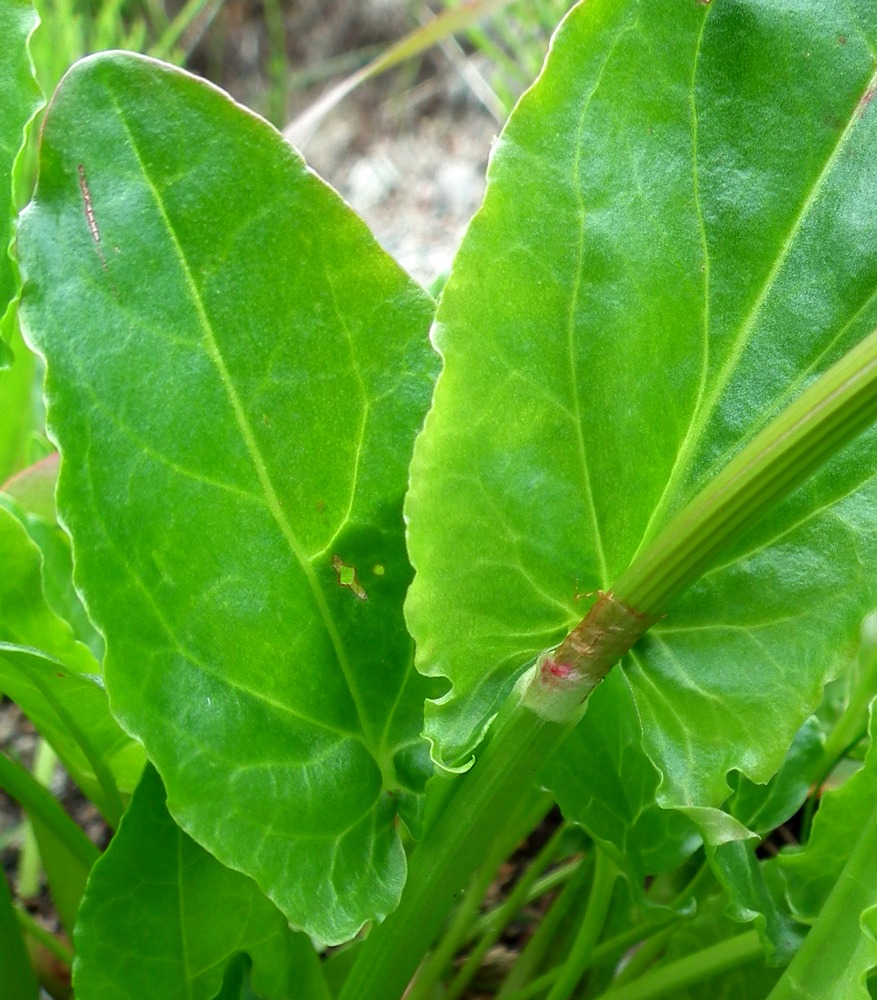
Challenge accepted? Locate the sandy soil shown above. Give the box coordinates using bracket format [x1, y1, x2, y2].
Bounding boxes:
[300, 90, 496, 284]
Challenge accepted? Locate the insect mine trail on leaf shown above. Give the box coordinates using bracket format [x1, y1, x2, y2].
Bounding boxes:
[77, 164, 101, 246]
[77, 164, 119, 298]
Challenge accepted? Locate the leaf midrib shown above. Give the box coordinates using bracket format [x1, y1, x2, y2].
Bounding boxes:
[106, 94, 378, 749]
[563, 15, 638, 587]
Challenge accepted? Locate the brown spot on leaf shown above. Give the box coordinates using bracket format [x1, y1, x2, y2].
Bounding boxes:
[332, 555, 368, 600]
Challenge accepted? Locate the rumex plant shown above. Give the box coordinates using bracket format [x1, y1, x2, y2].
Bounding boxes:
[3, 0, 877, 998]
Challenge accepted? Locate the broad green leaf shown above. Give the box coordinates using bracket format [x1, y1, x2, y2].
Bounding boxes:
[543, 682, 821, 935]
[18, 53, 438, 943]
[772, 901, 877, 1000]
[706, 840, 805, 966]
[405, 0, 877, 835]
[0, 0, 41, 354]
[540, 670, 700, 884]
[74, 765, 331, 1000]
[693, 718, 822, 962]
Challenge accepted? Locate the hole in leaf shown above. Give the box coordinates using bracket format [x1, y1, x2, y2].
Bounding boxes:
[332, 554, 368, 600]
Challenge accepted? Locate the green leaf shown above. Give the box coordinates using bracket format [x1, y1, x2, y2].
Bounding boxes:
[1, 485, 106, 659]
[693, 718, 822, 963]
[0, 502, 94, 672]
[540, 670, 700, 886]
[0, 322, 39, 481]
[405, 0, 877, 831]
[30, 810, 91, 936]
[18, 53, 438, 943]
[0, 862, 39, 1000]
[544, 677, 821, 941]
[662, 894, 781, 1000]
[767, 708, 877, 998]
[0, 502, 139, 815]
[0, 0, 41, 347]
[727, 717, 824, 837]
[0, 644, 141, 819]
[779, 707, 877, 926]
[74, 765, 331, 1000]
[705, 840, 805, 966]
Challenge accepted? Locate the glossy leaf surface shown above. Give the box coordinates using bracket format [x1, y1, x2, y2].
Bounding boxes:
[406, 0, 877, 835]
[706, 840, 804, 966]
[74, 765, 330, 1000]
[727, 718, 824, 838]
[18, 53, 437, 943]
[694, 718, 822, 961]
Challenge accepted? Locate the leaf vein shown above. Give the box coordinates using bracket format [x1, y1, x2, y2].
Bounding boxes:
[107, 99, 377, 746]
[654, 62, 877, 514]
[564, 19, 635, 585]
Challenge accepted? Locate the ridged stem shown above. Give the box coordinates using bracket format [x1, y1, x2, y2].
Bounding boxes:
[523, 326, 877, 721]
[345, 327, 877, 996]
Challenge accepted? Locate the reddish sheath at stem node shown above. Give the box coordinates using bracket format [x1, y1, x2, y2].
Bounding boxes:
[520, 591, 658, 723]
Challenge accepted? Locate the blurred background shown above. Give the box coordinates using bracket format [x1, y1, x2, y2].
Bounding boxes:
[28, 0, 575, 282]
